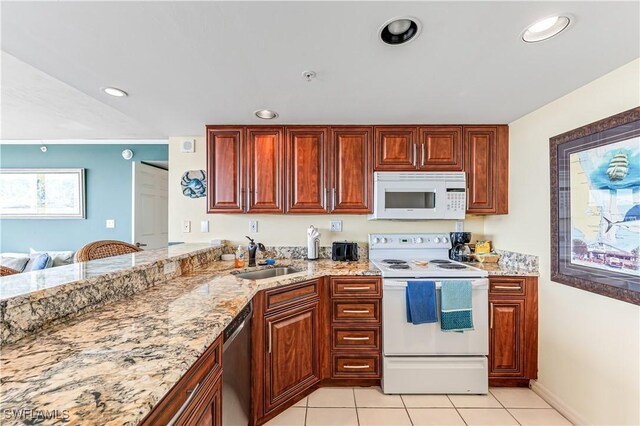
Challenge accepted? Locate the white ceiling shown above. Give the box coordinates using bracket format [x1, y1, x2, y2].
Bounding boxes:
[1, 1, 639, 140]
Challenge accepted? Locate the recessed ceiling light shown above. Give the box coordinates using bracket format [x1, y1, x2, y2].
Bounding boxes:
[379, 17, 421, 46]
[102, 87, 128, 97]
[522, 15, 570, 43]
[254, 109, 279, 120]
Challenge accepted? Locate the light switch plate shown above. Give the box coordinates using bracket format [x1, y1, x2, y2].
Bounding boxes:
[200, 220, 209, 233]
[106, 219, 115, 229]
[183, 220, 191, 233]
[455, 221, 464, 232]
[330, 220, 342, 232]
[249, 220, 258, 233]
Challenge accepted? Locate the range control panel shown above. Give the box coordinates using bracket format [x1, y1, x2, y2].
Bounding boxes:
[369, 233, 451, 249]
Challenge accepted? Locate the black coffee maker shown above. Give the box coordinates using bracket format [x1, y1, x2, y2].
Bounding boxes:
[449, 232, 472, 262]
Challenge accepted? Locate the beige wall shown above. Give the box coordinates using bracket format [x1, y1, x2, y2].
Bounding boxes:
[168, 137, 485, 247]
[485, 59, 640, 425]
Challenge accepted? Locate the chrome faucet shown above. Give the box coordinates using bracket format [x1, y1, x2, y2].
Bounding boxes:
[246, 236, 266, 267]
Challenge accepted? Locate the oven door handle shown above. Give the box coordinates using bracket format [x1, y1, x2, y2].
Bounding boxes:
[383, 280, 488, 290]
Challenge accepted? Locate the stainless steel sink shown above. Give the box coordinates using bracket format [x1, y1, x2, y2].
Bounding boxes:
[234, 267, 301, 280]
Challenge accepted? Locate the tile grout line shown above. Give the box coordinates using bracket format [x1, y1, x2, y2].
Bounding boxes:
[446, 394, 469, 426]
[353, 388, 361, 426]
[489, 389, 523, 426]
[399, 394, 415, 426]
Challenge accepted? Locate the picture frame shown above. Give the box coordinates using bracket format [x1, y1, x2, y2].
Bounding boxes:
[0, 168, 86, 219]
[550, 107, 640, 305]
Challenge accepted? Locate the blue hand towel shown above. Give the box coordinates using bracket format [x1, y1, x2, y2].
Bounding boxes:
[406, 281, 437, 325]
[440, 280, 474, 332]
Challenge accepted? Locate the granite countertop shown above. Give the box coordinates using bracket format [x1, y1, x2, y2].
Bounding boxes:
[468, 262, 540, 277]
[0, 259, 379, 425]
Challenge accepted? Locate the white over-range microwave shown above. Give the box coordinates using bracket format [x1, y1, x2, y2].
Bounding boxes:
[370, 172, 466, 220]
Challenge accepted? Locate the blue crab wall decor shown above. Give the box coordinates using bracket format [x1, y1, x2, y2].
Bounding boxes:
[181, 170, 207, 198]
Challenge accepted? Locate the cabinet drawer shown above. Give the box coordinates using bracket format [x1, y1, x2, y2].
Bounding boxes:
[489, 277, 526, 296]
[141, 335, 222, 425]
[332, 353, 380, 378]
[332, 300, 380, 323]
[264, 279, 320, 313]
[332, 326, 380, 351]
[330, 277, 381, 298]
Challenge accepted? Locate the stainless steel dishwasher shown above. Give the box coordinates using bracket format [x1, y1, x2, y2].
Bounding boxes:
[222, 301, 252, 426]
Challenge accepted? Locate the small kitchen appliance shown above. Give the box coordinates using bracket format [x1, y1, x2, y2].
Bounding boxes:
[449, 232, 472, 262]
[369, 233, 489, 394]
[370, 172, 466, 220]
[331, 241, 359, 261]
[307, 225, 320, 260]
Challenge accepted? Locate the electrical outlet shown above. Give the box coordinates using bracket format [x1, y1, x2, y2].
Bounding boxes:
[330, 220, 342, 232]
[105, 219, 115, 229]
[455, 221, 464, 232]
[200, 220, 209, 233]
[183, 220, 191, 233]
[249, 220, 258, 233]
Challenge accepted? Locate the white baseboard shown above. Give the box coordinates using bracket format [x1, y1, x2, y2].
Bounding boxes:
[530, 380, 588, 425]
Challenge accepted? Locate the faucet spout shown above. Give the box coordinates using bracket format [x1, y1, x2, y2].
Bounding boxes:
[246, 236, 265, 267]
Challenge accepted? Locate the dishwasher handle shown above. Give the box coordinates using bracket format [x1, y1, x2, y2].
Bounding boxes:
[223, 301, 253, 351]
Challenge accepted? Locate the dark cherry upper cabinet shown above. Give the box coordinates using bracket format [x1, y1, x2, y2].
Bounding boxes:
[286, 127, 329, 213]
[464, 126, 509, 214]
[246, 127, 285, 213]
[374, 126, 417, 170]
[419, 126, 463, 171]
[330, 127, 373, 213]
[206, 127, 244, 213]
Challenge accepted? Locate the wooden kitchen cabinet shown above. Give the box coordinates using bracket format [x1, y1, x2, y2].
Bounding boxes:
[206, 127, 244, 213]
[252, 279, 322, 424]
[285, 127, 329, 213]
[488, 276, 538, 387]
[330, 126, 374, 213]
[464, 126, 509, 214]
[246, 127, 285, 213]
[419, 126, 463, 170]
[374, 126, 417, 170]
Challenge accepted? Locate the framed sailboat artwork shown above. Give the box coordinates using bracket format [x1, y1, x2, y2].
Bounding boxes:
[550, 106, 640, 305]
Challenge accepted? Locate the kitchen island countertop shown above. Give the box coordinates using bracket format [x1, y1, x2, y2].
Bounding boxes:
[0, 259, 379, 425]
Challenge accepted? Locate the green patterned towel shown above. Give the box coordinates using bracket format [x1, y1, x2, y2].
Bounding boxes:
[440, 280, 474, 332]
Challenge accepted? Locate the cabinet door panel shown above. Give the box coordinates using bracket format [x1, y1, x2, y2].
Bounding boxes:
[419, 126, 463, 170]
[374, 127, 417, 170]
[286, 127, 329, 213]
[247, 127, 284, 213]
[489, 300, 525, 376]
[330, 127, 373, 213]
[265, 302, 320, 412]
[465, 127, 495, 211]
[206, 127, 244, 213]
[181, 373, 222, 426]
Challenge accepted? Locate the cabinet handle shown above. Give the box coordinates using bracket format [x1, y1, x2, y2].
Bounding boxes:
[343, 286, 371, 291]
[324, 187, 327, 209]
[494, 285, 522, 291]
[421, 142, 425, 166]
[167, 382, 201, 426]
[490, 303, 494, 329]
[343, 364, 370, 369]
[343, 309, 370, 314]
[332, 188, 336, 210]
[413, 143, 417, 167]
[268, 321, 272, 354]
[343, 336, 370, 341]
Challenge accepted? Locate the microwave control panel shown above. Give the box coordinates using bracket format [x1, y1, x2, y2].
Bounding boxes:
[446, 189, 466, 212]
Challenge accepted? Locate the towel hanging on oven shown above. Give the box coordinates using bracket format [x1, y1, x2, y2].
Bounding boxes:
[440, 280, 474, 332]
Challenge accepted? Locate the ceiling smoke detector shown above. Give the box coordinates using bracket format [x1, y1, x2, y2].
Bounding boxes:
[254, 109, 279, 120]
[522, 15, 571, 43]
[379, 17, 421, 45]
[302, 70, 317, 82]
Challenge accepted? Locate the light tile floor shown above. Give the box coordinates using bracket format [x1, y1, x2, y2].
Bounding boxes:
[265, 387, 573, 426]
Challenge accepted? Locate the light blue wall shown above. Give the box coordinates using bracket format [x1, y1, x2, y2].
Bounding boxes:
[0, 144, 168, 252]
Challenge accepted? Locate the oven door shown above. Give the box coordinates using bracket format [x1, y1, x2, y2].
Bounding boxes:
[383, 279, 488, 356]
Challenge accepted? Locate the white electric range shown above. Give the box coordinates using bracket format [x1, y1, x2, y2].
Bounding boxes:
[369, 233, 489, 395]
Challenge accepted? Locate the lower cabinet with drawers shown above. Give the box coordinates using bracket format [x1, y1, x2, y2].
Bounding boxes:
[250, 276, 382, 425]
[141, 335, 223, 426]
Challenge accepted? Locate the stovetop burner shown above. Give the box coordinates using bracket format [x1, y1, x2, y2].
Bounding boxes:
[388, 264, 411, 269]
[382, 259, 408, 264]
[437, 264, 467, 270]
[430, 259, 452, 264]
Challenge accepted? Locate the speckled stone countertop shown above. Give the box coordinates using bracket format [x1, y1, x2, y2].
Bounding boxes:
[467, 262, 539, 277]
[0, 259, 379, 425]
